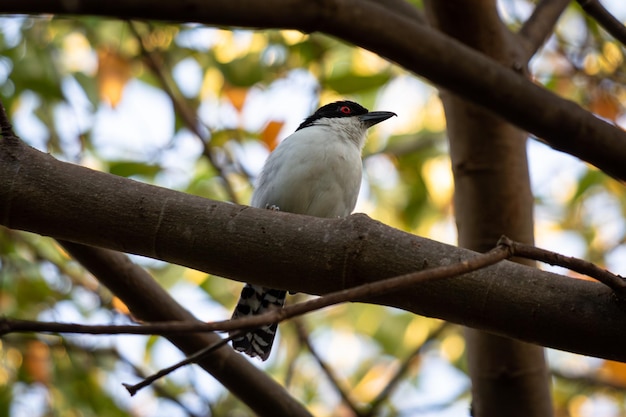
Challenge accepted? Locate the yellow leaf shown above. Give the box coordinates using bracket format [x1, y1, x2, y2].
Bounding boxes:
[183, 269, 208, 285]
[353, 362, 398, 402]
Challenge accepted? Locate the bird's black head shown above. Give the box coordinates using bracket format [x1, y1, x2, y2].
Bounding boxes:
[296, 101, 369, 131]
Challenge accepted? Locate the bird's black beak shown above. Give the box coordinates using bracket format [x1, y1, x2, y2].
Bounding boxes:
[359, 111, 397, 128]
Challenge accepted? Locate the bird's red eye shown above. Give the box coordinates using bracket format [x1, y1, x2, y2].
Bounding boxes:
[339, 106, 352, 114]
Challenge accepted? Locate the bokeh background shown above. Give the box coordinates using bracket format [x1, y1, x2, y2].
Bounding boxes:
[2, 1, 626, 416]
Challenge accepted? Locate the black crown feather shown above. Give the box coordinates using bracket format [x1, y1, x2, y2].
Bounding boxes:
[297, 101, 369, 131]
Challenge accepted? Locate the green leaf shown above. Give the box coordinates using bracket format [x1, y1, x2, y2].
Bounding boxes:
[216, 54, 267, 87]
[572, 168, 604, 201]
[73, 72, 100, 108]
[108, 161, 162, 178]
[323, 72, 392, 94]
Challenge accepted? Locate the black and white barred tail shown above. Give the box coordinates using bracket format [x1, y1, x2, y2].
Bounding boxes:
[230, 284, 287, 361]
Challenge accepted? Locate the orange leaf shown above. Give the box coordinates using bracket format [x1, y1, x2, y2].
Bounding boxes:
[224, 87, 248, 113]
[599, 360, 626, 386]
[97, 48, 131, 107]
[589, 89, 620, 121]
[261, 120, 285, 151]
[112, 296, 130, 315]
[24, 340, 50, 385]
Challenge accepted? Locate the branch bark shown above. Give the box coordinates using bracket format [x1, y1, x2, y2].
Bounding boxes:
[576, 0, 626, 46]
[519, 0, 571, 60]
[2, 138, 626, 362]
[425, 1, 552, 415]
[57, 241, 313, 417]
[1, 243, 511, 338]
[3, 0, 626, 180]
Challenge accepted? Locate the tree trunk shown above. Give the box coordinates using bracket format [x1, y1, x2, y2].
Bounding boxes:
[425, 1, 553, 415]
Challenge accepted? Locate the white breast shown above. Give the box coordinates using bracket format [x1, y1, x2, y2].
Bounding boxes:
[251, 123, 366, 218]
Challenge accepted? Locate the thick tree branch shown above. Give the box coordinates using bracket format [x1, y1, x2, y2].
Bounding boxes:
[426, 1, 552, 414]
[1, 241, 511, 338]
[56, 241, 313, 417]
[369, 0, 425, 24]
[3, 0, 626, 180]
[2, 139, 626, 362]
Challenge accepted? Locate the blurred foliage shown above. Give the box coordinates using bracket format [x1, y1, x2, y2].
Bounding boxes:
[1, 1, 626, 416]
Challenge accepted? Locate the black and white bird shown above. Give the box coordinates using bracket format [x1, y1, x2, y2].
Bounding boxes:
[231, 100, 396, 360]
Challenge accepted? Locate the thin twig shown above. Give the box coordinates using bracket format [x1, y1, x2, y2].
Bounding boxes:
[60, 341, 204, 417]
[498, 235, 626, 297]
[128, 21, 240, 204]
[2, 243, 512, 338]
[10, 237, 625, 340]
[363, 322, 450, 417]
[0, 318, 222, 336]
[122, 331, 243, 396]
[295, 320, 363, 416]
[2, 243, 511, 392]
[267, 243, 511, 328]
[576, 0, 626, 47]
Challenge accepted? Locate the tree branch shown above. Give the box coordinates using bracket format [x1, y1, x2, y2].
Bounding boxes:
[3, 139, 626, 362]
[426, 1, 552, 414]
[501, 236, 626, 297]
[576, 0, 626, 46]
[128, 22, 240, 204]
[295, 321, 363, 416]
[369, 0, 425, 24]
[363, 322, 450, 417]
[3, 0, 626, 180]
[518, 0, 571, 60]
[1, 241, 511, 337]
[2, 238, 510, 398]
[122, 332, 242, 396]
[55, 240, 313, 417]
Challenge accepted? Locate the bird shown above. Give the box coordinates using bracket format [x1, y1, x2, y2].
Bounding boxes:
[230, 100, 396, 360]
